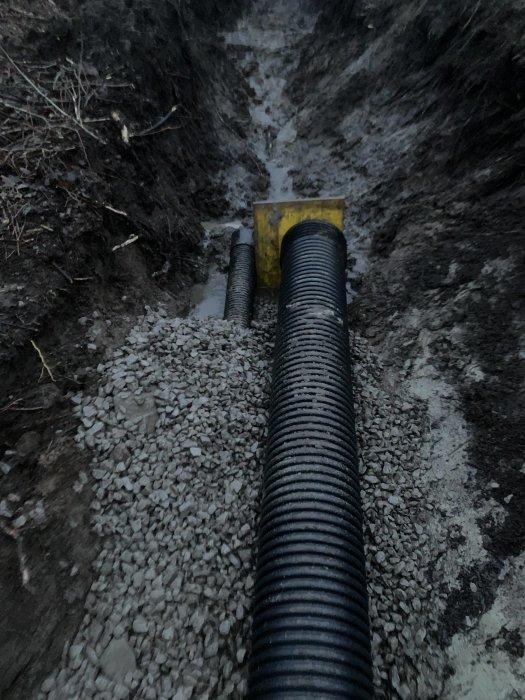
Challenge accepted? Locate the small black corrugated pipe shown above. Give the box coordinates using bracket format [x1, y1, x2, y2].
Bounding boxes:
[223, 227, 256, 327]
[248, 220, 373, 699]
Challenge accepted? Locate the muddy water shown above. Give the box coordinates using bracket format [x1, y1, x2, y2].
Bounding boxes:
[218, 0, 369, 301]
[190, 2, 315, 316]
[190, 265, 227, 319]
[189, 221, 241, 318]
[223, 0, 314, 204]
[192, 0, 369, 309]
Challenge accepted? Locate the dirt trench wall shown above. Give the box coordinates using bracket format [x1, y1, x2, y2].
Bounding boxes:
[292, 0, 525, 689]
[296, 0, 525, 552]
[0, 2, 254, 698]
[0, 0, 256, 366]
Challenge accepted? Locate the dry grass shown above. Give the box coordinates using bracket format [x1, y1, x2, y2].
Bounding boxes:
[0, 46, 112, 176]
[0, 42, 137, 260]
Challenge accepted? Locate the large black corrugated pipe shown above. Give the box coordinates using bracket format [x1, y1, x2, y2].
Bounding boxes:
[223, 227, 256, 327]
[248, 220, 373, 699]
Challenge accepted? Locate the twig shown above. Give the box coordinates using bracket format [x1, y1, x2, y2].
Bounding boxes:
[0, 398, 23, 412]
[84, 116, 112, 123]
[12, 406, 45, 412]
[0, 97, 50, 122]
[0, 522, 32, 590]
[76, 38, 84, 123]
[52, 261, 73, 284]
[0, 320, 32, 330]
[0, 45, 107, 145]
[112, 234, 139, 251]
[61, 189, 129, 218]
[0, 398, 44, 412]
[30, 339, 55, 381]
[103, 204, 128, 217]
[7, 7, 48, 20]
[132, 105, 178, 138]
[131, 125, 181, 138]
[462, 0, 482, 32]
[2, 202, 26, 256]
[112, 105, 179, 142]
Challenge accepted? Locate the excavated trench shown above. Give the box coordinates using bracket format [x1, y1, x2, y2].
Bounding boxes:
[1, 0, 524, 699]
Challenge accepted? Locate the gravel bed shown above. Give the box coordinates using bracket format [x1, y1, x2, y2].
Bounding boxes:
[39, 310, 273, 700]
[352, 333, 448, 699]
[38, 304, 446, 700]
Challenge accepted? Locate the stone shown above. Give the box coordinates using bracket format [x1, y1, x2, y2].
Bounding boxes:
[219, 620, 230, 636]
[387, 495, 403, 507]
[230, 479, 242, 494]
[0, 461, 12, 475]
[15, 431, 41, 459]
[41, 677, 55, 692]
[190, 610, 206, 634]
[114, 683, 130, 699]
[100, 638, 137, 681]
[12, 514, 27, 528]
[132, 616, 148, 634]
[69, 643, 84, 660]
[94, 675, 110, 691]
[162, 626, 175, 642]
[0, 499, 12, 518]
[113, 394, 158, 435]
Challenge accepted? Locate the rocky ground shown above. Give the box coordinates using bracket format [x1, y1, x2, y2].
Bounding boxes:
[37, 310, 273, 700]
[1, 0, 524, 698]
[34, 301, 453, 700]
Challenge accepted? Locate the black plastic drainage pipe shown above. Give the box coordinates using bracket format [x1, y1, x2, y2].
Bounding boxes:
[223, 227, 256, 327]
[248, 220, 373, 699]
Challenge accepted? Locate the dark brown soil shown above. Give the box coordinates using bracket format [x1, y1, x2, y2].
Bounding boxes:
[0, 1, 258, 697]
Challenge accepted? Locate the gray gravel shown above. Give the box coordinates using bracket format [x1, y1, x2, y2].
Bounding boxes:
[39, 303, 446, 699]
[39, 309, 273, 700]
[351, 332, 448, 699]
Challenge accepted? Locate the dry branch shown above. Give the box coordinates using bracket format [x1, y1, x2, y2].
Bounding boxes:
[112, 234, 139, 251]
[30, 340, 56, 382]
[0, 45, 107, 145]
[112, 105, 179, 143]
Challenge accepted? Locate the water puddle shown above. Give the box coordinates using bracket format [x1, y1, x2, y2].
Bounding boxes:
[190, 265, 227, 319]
[188, 219, 244, 319]
[223, 1, 315, 206]
[201, 220, 243, 236]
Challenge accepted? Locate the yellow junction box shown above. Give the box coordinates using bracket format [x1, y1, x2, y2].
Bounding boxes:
[253, 197, 345, 288]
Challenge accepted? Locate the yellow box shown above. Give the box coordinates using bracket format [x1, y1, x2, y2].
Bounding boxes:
[253, 197, 345, 288]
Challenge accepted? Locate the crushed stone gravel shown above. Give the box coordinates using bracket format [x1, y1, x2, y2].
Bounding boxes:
[38, 303, 447, 699]
[39, 310, 273, 700]
[352, 333, 448, 699]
